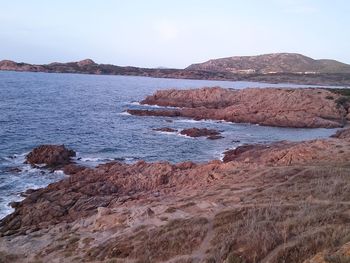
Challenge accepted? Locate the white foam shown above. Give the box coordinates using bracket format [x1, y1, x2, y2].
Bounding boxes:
[80, 157, 101, 162]
[118, 111, 131, 116]
[78, 156, 126, 164]
[140, 103, 180, 109]
[0, 205, 14, 220]
[176, 133, 195, 139]
[53, 170, 65, 176]
[219, 152, 225, 161]
[154, 131, 177, 135]
[174, 119, 215, 124]
[3, 152, 28, 164]
[33, 163, 46, 168]
[79, 157, 116, 163]
[22, 166, 41, 173]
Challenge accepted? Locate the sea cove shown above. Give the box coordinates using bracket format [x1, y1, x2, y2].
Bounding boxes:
[0, 71, 340, 218]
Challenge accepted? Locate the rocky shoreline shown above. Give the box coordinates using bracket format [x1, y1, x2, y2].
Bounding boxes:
[128, 87, 350, 128]
[1, 88, 350, 262]
[0, 128, 350, 262]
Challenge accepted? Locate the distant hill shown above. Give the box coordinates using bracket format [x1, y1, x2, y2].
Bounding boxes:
[1, 54, 350, 86]
[186, 53, 350, 74]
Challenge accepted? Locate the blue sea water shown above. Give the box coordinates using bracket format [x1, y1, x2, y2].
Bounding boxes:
[0, 71, 338, 218]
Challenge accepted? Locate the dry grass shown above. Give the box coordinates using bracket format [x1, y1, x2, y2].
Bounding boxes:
[30, 166, 350, 263]
[87, 217, 209, 262]
[203, 166, 350, 263]
[325, 254, 350, 263]
[0, 251, 22, 263]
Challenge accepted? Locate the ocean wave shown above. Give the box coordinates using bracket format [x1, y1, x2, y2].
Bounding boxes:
[79, 157, 110, 162]
[153, 130, 177, 135]
[77, 156, 131, 163]
[53, 170, 65, 176]
[174, 118, 216, 124]
[176, 133, 195, 139]
[0, 166, 67, 219]
[3, 152, 28, 164]
[130, 102, 181, 109]
[22, 165, 43, 173]
[0, 204, 15, 220]
[118, 111, 131, 116]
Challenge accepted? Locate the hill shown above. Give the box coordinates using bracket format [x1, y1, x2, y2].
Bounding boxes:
[186, 53, 350, 74]
[2, 54, 350, 86]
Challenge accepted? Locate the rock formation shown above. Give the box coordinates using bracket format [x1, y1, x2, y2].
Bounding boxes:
[128, 87, 349, 128]
[25, 144, 75, 168]
[1, 129, 350, 262]
[331, 127, 350, 139]
[180, 128, 221, 138]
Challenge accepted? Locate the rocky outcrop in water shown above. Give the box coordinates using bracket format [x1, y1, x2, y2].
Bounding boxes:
[180, 128, 221, 138]
[129, 87, 349, 128]
[25, 145, 75, 168]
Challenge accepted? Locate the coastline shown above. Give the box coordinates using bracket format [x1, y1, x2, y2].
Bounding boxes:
[0, 128, 350, 262]
[1, 64, 350, 87]
[1, 87, 350, 262]
[127, 87, 350, 128]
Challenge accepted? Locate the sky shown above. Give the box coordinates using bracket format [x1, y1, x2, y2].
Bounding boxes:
[1, 0, 350, 68]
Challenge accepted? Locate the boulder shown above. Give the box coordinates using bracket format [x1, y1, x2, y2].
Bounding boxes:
[25, 145, 75, 168]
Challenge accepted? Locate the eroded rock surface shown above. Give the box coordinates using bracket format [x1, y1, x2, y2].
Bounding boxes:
[25, 144, 75, 168]
[1, 130, 350, 262]
[331, 127, 350, 139]
[180, 128, 221, 138]
[129, 87, 349, 128]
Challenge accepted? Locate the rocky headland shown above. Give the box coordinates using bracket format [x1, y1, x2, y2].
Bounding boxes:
[128, 87, 350, 128]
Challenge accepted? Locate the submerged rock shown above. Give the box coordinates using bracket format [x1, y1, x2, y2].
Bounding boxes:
[153, 127, 177, 133]
[25, 144, 76, 168]
[207, 135, 224, 140]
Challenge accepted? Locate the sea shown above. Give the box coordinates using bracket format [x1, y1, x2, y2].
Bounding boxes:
[0, 71, 339, 218]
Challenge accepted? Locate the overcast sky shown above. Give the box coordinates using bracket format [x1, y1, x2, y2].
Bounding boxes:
[1, 0, 349, 68]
